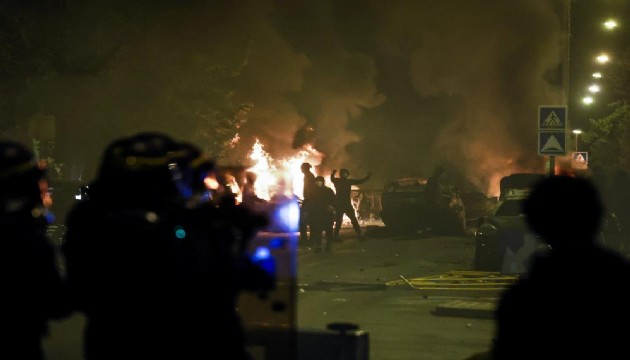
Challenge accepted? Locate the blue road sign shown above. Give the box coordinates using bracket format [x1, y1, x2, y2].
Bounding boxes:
[538, 131, 566, 155]
[538, 106, 567, 130]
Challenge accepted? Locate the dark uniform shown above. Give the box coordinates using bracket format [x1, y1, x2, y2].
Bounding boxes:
[0, 141, 70, 360]
[299, 162, 316, 244]
[307, 176, 336, 253]
[63, 134, 272, 360]
[62, 133, 186, 360]
[330, 168, 371, 240]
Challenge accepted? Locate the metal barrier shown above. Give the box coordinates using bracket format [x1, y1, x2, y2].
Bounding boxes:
[386, 270, 518, 292]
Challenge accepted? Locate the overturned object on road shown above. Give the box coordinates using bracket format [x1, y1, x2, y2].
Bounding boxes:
[380, 177, 466, 235]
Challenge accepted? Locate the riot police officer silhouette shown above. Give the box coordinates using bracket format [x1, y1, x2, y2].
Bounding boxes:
[0, 140, 70, 360]
[171, 140, 274, 359]
[64, 133, 272, 360]
[63, 132, 186, 360]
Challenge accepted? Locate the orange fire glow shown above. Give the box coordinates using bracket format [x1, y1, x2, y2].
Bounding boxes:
[242, 139, 377, 227]
[246, 138, 324, 200]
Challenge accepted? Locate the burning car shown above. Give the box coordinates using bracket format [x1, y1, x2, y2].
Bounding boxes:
[474, 173, 548, 274]
[379, 177, 466, 235]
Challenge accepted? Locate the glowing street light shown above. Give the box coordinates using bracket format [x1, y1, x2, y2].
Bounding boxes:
[582, 96, 594, 105]
[573, 129, 582, 152]
[592, 72, 602, 79]
[596, 53, 610, 64]
[603, 19, 618, 30]
[588, 84, 600, 93]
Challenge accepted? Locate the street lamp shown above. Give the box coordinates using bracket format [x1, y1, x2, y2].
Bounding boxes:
[596, 53, 610, 64]
[582, 96, 594, 105]
[573, 129, 582, 152]
[588, 84, 600, 93]
[603, 19, 618, 30]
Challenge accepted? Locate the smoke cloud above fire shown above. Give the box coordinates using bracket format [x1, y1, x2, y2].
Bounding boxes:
[12, 0, 567, 194]
[230, 0, 567, 195]
[229, 0, 385, 170]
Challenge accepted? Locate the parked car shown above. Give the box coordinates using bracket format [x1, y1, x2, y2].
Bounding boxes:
[380, 177, 466, 235]
[474, 174, 549, 274]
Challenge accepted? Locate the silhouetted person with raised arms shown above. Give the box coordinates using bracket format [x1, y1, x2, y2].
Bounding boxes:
[491, 175, 630, 360]
[0, 140, 70, 360]
[330, 168, 371, 241]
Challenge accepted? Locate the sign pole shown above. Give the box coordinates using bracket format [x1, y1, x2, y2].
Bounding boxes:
[548, 156, 555, 176]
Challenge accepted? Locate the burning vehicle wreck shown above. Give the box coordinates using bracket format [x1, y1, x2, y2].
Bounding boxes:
[379, 177, 466, 235]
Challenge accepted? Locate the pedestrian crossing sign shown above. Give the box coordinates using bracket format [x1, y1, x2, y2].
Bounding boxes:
[539, 106, 567, 130]
[538, 131, 566, 155]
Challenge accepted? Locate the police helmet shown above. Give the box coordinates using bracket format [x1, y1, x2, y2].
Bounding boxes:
[0, 140, 46, 211]
[99, 132, 178, 176]
[170, 142, 216, 197]
[94, 132, 180, 200]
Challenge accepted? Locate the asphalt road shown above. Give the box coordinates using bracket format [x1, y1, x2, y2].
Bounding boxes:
[294, 226, 501, 360]
[42, 224, 504, 360]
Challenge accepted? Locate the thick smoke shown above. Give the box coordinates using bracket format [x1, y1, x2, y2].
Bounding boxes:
[341, 0, 566, 194]
[406, 1, 567, 194]
[232, 0, 567, 194]
[228, 0, 385, 169]
[12, 0, 567, 194]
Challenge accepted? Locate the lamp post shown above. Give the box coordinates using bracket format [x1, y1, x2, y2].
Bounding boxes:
[603, 19, 618, 30]
[573, 129, 582, 152]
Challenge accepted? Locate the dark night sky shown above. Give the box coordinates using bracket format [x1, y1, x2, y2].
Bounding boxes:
[569, 0, 630, 129]
[10, 0, 625, 195]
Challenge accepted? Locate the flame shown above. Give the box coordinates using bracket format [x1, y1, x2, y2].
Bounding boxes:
[241, 138, 384, 229]
[225, 173, 243, 203]
[247, 138, 324, 201]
